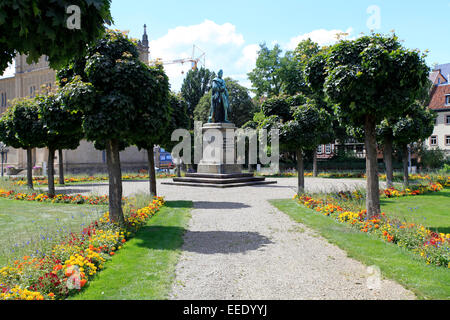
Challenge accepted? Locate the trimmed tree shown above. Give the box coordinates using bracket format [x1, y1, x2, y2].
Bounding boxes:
[378, 85, 431, 188]
[377, 120, 395, 188]
[260, 96, 331, 194]
[0, 98, 46, 189]
[129, 63, 171, 197]
[392, 105, 436, 186]
[0, 0, 112, 73]
[59, 30, 158, 224]
[160, 93, 191, 177]
[323, 34, 430, 217]
[37, 93, 84, 196]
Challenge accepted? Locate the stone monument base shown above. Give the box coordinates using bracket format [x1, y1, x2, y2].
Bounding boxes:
[162, 122, 276, 188]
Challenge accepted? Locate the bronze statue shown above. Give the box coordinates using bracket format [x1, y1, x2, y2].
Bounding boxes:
[209, 69, 231, 123]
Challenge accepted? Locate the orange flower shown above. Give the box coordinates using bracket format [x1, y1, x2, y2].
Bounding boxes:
[48, 293, 55, 298]
[53, 264, 63, 271]
[110, 252, 115, 256]
[121, 238, 126, 243]
[80, 279, 87, 287]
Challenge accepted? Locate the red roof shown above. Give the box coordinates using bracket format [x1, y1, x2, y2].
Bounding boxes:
[429, 84, 450, 111]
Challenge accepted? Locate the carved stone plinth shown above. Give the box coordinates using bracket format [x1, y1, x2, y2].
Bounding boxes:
[162, 123, 277, 188]
[197, 123, 242, 174]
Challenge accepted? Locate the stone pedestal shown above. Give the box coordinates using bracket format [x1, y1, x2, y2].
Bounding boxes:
[162, 122, 277, 188]
[197, 123, 242, 174]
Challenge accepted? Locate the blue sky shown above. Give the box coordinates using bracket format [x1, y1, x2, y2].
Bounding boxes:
[109, 0, 450, 91]
[3, 0, 450, 91]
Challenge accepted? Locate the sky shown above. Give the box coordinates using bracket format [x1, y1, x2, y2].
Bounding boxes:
[2, 0, 450, 91]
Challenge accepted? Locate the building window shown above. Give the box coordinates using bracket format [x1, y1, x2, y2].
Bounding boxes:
[446, 114, 450, 125]
[446, 95, 450, 105]
[0, 92, 6, 107]
[317, 145, 323, 154]
[29, 86, 37, 97]
[325, 144, 332, 154]
[446, 135, 450, 146]
[430, 135, 438, 146]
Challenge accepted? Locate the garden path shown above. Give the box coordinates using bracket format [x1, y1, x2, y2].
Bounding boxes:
[61, 178, 415, 300]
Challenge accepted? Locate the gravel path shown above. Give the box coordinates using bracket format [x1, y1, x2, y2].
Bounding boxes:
[60, 177, 415, 300]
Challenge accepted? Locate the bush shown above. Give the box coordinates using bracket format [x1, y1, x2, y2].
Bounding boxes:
[419, 146, 446, 169]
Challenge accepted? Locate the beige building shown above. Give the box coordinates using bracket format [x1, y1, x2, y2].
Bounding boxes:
[0, 26, 154, 175]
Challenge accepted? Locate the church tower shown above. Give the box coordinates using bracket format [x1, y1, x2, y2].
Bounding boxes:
[137, 24, 150, 64]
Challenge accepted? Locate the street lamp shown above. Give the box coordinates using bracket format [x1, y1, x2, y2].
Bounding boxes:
[0, 142, 9, 177]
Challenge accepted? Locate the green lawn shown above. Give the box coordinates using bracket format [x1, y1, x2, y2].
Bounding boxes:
[0, 198, 106, 265]
[71, 200, 192, 300]
[380, 188, 450, 234]
[271, 199, 450, 300]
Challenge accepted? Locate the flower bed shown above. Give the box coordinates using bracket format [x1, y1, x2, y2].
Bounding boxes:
[0, 197, 165, 300]
[383, 183, 443, 198]
[11, 173, 176, 186]
[0, 189, 109, 205]
[294, 185, 449, 268]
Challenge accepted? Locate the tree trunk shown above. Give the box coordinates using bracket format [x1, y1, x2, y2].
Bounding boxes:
[58, 149, 65, 185]
[364, 115, 381, 218]
[105, 139, 124, 225]
[26, 148, 33, 189]
[296, 149, 305, 195]
[402, 144, 409, 187]
[383, 136, 394, 189]
[147, 148, 157, 197]
[313, 150, 318, 177]
[47, 148, 55, 197]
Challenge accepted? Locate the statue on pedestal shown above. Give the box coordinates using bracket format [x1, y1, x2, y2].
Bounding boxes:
[209, 69, 231, 123]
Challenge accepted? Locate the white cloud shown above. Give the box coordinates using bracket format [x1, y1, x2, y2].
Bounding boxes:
[148, 22, 355, 92]
[286, 27, 354, 50]
[236, 44, 260, 69]
[149, 20, 253, 92]
[0, 61, 15, 79]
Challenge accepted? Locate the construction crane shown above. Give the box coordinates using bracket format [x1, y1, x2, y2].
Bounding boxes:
[153, 45, 206, 74]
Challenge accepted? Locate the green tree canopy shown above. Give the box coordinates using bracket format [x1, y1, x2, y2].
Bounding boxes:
[129, 63, 171, 197]
[0, 0, 113, 72]
[59, 30, 167, 223]
[37, 92, 84, 196]
[392, 105, 436, 185]
[281, 39, 321, 96]
[0, 98, 46, 188]
[259, 95, 332, 194]
[180, 67, 215, 127]
[248, 44, 286, 98]
[323, 33, 430, 217]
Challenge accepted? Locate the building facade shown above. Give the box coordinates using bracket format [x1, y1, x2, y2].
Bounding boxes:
[426, 64, 450, 157]
[0, 26, 154, 175]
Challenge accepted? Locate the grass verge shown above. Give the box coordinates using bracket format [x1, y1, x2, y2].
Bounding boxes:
[0, 198, 106, 265]
[271, 199, 450, 300]
[380, 188, 450, 234]
[70, 200, 192, 300]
